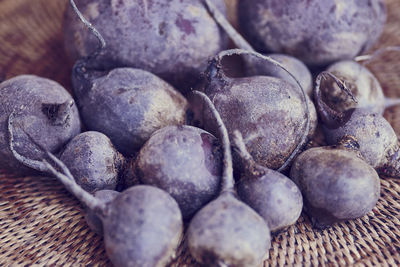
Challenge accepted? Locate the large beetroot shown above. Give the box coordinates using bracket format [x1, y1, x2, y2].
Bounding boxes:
[290, 136, 380, 228]
[64, 0, 228, 92]
[200, 49, 317, 171]
[238, 0, 387, 67]
[72, 66, 188, 156]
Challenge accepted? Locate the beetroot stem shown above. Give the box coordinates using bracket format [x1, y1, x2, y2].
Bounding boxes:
[69, 0, 106, 58]
[8, 113, 105, 213]
[355, 46, 400, 65]
[193, 90, 234, 193]
[232, 130, 253, 164]
[203, 0, 254, 51]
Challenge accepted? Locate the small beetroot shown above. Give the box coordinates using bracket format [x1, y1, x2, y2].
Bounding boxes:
[321, 46, 400, 114]
[290, 136, 380, 228]
[233, 131, 303, 232]
[60, 131, 125, 193]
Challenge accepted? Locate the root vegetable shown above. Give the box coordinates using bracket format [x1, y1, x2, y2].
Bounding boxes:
[60, 131, 125, 193]
[134, 125, 222, 219]
[0, 75, 81, 174]
[237, 0, 387, 67]
[64, 0, 228, 92]
[290, 136, 380, 228]
[201, 49, 317, 171]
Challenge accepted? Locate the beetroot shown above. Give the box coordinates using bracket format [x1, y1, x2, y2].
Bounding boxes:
[134, 125, 222, 219]
[323, 60, 385, 113]
[321, 46, 400, 114]
[72, 66, 188, 156]
[233, 131, 303, 232]
[64, 0, 228, 92]
[290, 136, 380, 228]
[60, 131, 125, 193]
[238, 0, 387, 66]
[0, 75, 81, 174]
[200, 49, 317, 171]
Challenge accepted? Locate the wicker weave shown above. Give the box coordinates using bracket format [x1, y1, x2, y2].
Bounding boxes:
[0, 0, 399, 266]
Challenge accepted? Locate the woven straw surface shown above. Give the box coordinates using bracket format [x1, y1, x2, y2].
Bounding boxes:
[0, 0, 399, 266]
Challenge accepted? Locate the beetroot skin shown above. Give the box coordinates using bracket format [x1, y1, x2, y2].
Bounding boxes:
[0, 75, 81, 174]
[290, 139, 380, 228]
[238, 0, 386, 66]
[72, 67, 188, 156]
[203, 72, 317, 170]
[134, 125, 222, 219]
[60, 131, 125, 193]
[64, 0, 228, 91]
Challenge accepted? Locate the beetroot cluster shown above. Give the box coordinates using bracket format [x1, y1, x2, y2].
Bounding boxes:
[2, 0, 396, 266]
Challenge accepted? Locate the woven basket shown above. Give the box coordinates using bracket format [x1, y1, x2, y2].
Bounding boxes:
[0, 0, 399, 266]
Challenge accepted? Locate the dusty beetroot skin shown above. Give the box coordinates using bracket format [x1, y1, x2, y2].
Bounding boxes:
[60, 131, 125, 193]
[0, 75, 81, 174]
[323, 108, 400, 178]
[233, 131, 303, 232]
[323, 60, 385, 114]
[103, 185, 183, 267]
[315, 72, 400, 178]
[72, 67, 188, 156]
[134, 125, 222, 219]
[290, 137, 380, 228]
[238, 0, 386, 66]
[246, 53, 313, 96]
[64, 0, 228, 92]
[201, 51, 317, 170]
